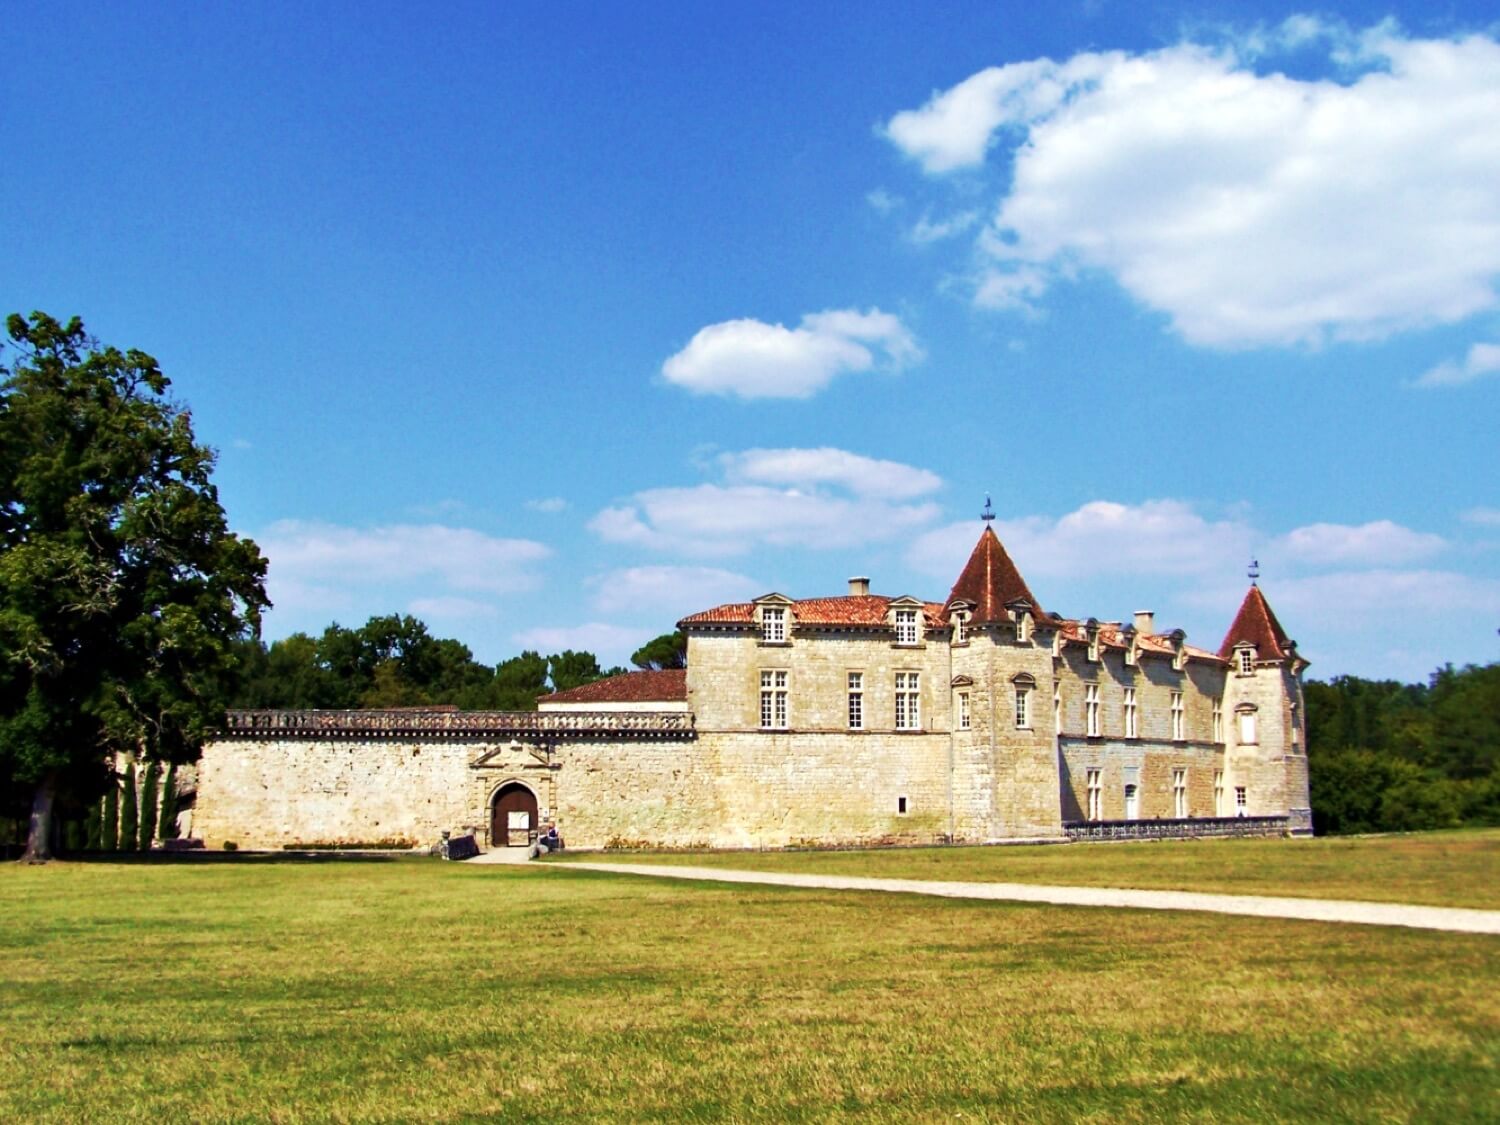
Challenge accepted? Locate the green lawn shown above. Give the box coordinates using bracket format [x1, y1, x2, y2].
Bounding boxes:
[3, 852, 1496, 1122]
[564, 828, 1500, 911]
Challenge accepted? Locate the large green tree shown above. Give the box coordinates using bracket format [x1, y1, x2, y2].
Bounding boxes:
[631, 631, 687, 671]
[0, 312, 268, 861]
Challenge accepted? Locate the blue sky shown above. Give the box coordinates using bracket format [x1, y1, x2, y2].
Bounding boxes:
[4, 1, 1497, 682]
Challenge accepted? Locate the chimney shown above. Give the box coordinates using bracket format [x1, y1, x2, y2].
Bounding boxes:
[1134, 610, 1154, 634]
[848, 576, 870, 597]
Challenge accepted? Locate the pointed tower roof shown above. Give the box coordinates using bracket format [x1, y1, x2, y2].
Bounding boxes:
[1218, 584, 1293, 661]
[944, 526, 1043, 624]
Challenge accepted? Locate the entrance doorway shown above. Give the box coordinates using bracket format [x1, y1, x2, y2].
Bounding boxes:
[491, 783, 539, 848]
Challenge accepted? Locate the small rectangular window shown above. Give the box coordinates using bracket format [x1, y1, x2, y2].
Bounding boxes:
[1171, 691, 1185, 741]
[1086, 768, 1103, 821]
[895, 671, 921, 730]
[1123, 687, 1137, 739]
[1238, 648, 1254, 675]
[1085, 683, 1101, 737]
[1214, 770, 1225, 816]
[1053, 684, 1062, 734]
[1173, 768, 1188, 818]
[1235, 786, 1248, 816]
[847, 672, 864, 730]
[953, 614, 967, 644]
[1124, 783, 1139, 820]
[957, 690, 971, 730]
[1238, 707, 1257, 745]
[894, 608, 918, 646]
[1014, 685, 1030, 729]
[762, 606, 786, 644]
[760, 669, 788, 730]
[897, 795, 908, 815]
[1213, 701, 1224, 744]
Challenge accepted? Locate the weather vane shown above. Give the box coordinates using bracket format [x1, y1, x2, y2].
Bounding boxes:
[1248, 558, 1260, 584]
[981, 495, 995, 523]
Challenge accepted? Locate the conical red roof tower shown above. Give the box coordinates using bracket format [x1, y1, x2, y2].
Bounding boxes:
[944, 525, 1043, 625]
[1218, 584, 1293, 660]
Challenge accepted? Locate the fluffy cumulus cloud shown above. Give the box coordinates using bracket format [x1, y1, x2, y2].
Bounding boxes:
[1276, 520, 1445, 566]
[907, 499, 1252, 582]
[588, 565, 761, 619]
[590, 447, 942, 556]
[257, 521, 551, 637]
[1414, 342, 1500, 388]
[661, 308, 921, 399]
[884, 20, 1500, 347]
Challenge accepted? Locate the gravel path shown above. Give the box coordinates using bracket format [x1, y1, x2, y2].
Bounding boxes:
[557, 861, 1500, 935]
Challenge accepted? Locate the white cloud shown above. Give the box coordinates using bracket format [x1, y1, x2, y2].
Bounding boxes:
[885, 25, 1500, 347]
[1414, 341, 1500, 387]
[1270, 569, 1500, 627]
[907, 500, 1252, 581]
[661, 308, 921, 399]
[511, 622, 655, 663]
[910, 210, 980, 244]
[588, 565, 761, 618]
[720, 447, 941, 499]
[1276, 520, 1445, 566]
[590, 446, 942, 556]
[1461, 506, 1500, 527]
[260, 520, 551, 599]
[408, 596, 499, 620]
[866, 188, 901, 214]
[526, 497, 569, 513]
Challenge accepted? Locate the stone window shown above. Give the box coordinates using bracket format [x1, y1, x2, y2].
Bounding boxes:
[897, 795, 909, 815]
[1171, 691, 1185, 741]
[847, 672, 864, 730]
[1173, 768, 1188, 818]
[894, 608, 919, 646]
[1237, 704, 1257, 745]
[895, 671, 921, 730]
[1012, 673, 1035, 730]
[1214, 770, 1225, 816]
[1015, 613, 1030, 643]
[957, 690, 971, 731]
[952, 612, 968, 645]
[1085, 683, 1101, 737]
[1290, 702, 1300, 749]
[1123, 687, 1138, 739]
[1238, 647, 1254, 675]
[1053, 683, 1062, 735]
[1086, 769, 1103, 821]
[761, 606, 787, 644]
[760, 669, 788, 730]
[1124, 782, 1139, 820]
[1235, 786, 1248, 816]
[1213, 700, 1224, 744]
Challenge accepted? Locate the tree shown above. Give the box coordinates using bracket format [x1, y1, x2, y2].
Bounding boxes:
[157, 762, 179, 840]
[138, 760, 160, 850]
[547, 650, 607, 694]
[120, 762, 138, 853]
[0, 312, 268, 862]
[102, 779, 118, 851]
[492, 651, 548, 710]
[631, 631, 687, 671]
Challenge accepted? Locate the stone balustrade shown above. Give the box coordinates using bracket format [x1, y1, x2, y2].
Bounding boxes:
[220, 708, 697, 740]
[1063, 815, 1290, 841]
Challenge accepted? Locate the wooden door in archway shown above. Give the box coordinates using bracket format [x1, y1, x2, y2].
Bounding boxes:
[492, 784, 539, 847]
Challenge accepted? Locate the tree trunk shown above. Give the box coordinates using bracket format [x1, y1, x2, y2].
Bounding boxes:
[21, 774, 56, 864]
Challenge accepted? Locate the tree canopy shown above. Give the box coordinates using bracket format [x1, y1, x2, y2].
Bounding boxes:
[0, 312, 268, 860]
[631, 631, 687, 671]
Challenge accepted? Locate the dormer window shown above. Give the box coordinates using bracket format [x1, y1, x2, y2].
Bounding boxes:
[761, 606, 786, 644]
[953, 612, 968, 645]
[1015, 614, 1030, 643]
[894, 608, 919, 646]
[1237, 647, 1255, 675]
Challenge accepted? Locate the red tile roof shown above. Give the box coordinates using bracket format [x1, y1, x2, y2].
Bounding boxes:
[541, 668, 688, 705]
[1218, 585, 1293, 661]
[679, 595, 946, 630]
[944, 526, 1043, 624]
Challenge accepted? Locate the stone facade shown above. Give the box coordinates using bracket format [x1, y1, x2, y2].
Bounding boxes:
[194, 526, 1313, 850]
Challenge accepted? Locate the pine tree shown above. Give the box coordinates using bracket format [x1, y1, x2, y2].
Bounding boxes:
[158, 763, 179, 841]
[120, 762, 138, 852]
[103, 781, 119, 851]
[85, 801, 102, 851]
[139, 761, 159, 851]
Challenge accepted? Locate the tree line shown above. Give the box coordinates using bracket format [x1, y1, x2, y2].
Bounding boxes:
[1304, 662, 1500, 834]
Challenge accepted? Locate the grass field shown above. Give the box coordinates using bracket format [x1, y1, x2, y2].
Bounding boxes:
[3, 846, 1497, 1122]
[566, 828, 1500, 911]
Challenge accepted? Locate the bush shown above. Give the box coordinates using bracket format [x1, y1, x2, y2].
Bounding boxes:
[222, 841, 238, 851]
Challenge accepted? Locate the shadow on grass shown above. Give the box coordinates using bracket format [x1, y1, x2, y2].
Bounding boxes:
[31, 849, 417, 865]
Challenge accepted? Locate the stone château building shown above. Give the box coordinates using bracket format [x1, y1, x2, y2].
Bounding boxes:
[194, 523, 1312, 850]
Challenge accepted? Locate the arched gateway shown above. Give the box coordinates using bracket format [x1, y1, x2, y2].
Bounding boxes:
[491, 782, 538, 848]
